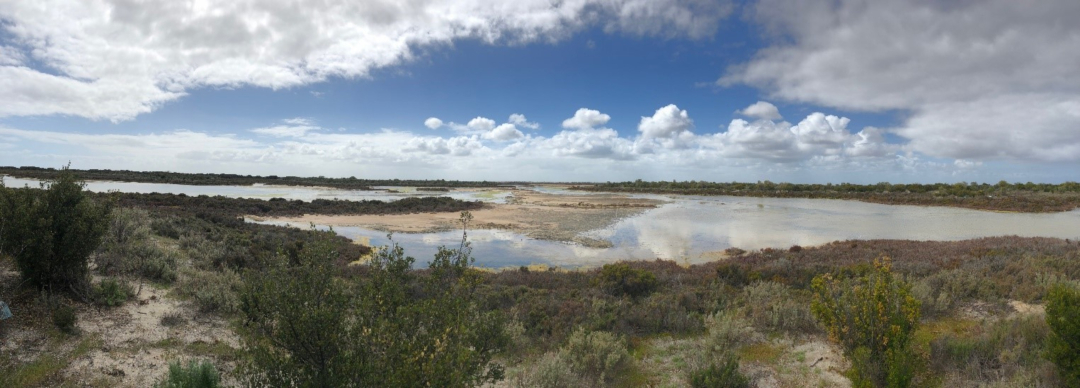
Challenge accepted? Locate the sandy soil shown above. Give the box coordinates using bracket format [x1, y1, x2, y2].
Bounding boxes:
[791, 339, 851, 388]
[252, 189, 663, 248]
[62, 283, 240, 387]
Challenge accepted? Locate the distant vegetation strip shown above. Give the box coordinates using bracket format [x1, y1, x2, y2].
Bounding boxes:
[100, 191, 486, 218]
[0, 166, 520, 189]
[575, 180, 1080, 212]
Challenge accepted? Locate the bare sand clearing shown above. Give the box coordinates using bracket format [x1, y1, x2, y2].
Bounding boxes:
[251, 189, 663, 248]
[63, 282, 240, 387]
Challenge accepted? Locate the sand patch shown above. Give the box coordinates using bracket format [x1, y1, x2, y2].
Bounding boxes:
[791, 339, 850, 388]
[252, 189, 662, 246]
[1008, 300, 1045, 317]
[63, 284, 239, 387]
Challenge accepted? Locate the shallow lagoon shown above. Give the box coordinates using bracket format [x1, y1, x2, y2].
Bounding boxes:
[7, 175, 1078, 268]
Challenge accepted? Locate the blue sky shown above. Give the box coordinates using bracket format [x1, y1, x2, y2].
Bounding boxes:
[1, 1, 1078, 183]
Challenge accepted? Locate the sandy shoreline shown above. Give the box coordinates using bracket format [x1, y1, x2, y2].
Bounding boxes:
[249, 189, 663, 248]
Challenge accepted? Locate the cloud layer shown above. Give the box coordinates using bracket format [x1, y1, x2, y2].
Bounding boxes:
[0, 0, 733, 121]
[2, 103, 960, 182]
[722, 0, 1080, 162]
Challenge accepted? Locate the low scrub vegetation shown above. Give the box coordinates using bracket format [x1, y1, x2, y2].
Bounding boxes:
[107, 191, 485, 218]
[239, 216, 506, 386]
[1, 165, 517, 189]
[155, 359, 221, 388]
[579, 179, 1080, 212]
[4, 169, 1080, 386]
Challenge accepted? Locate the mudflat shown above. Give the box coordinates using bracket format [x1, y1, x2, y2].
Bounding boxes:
[250, 188, 663, 247]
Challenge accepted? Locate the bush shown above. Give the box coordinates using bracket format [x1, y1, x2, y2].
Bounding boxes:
[558, 327, 630, 385]
[811, 258, 921, 387]
[240, 216, 506, 387]
[689, 354, 749, 388]
[160, 311, 186, 327]
[1046, 283, 1080, 386]
[94, 278, 134, 307]
[743, 281, 817, 334]
[96, 236, 179, 284]
[514, 352, 581, 388]
[51, 303, 77, 334]
[155, 359, 221, 388]
[0, 166, 111, 295]
[100, 207, 151, 251]
[705, 309, 754, 353]
[595, 262, 658, 298]
[929, 314, 1052, 384]
[177, 267, 241, 314]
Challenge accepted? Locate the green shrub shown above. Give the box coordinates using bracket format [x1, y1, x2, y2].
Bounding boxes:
[101, 207, 151, 250]
[705, 309, 754, 353]
[811, 258, 921, 388]
[515, 352, 581, 388]
[743, 281, 817, 334]
[595, 262, 658, 298]
[51, 303, 77, 334]
[177, 267, 241, 314]
[1046, 283, 1080, 386]
[929, 314, 1052, 384]
[240, 215, 506, 387]
[0, 166, 111, 295]
[689, 354, 749, 388]
[627, 292, 704, 335]
[558, 327, 630, 384]
[94, 278, 134, 307]
[155, 359, 221, 388]
[160, 311, 186, 327]
[96, 234, 180, 284]
[912, 268, 996, 318]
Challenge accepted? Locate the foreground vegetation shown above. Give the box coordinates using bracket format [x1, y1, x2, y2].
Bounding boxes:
[577, 180, 1080, 212]
[3, 170, 1080, 387]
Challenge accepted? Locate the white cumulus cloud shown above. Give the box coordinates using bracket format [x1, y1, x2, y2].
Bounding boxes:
[508, 113, 540, 130]
[424, 117, 444, 130]
[562, 108, 611, 130]
[638, 104, 693, 139]
[483, 123, 524, 141]
[466, 117, 497, 133]
[736, 101, 782, 121]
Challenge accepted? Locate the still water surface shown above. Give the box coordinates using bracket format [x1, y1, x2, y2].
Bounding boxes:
[6, 176, 1077, 268]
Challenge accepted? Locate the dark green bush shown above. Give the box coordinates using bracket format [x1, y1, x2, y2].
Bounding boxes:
[1046, 283, 1080, 386]
[1, 167, 112, 296]
[595, 262, 658, 298]
[155, 359, 221, 388]
[51, 303, 77, 334]
[241, 215, 506, 387]
[689, 355, 749, 388]
[94, 278, 134, 307]
[160, 311, 186, 327]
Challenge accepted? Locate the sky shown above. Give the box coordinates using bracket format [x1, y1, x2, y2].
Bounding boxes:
[1, 0, 1078, 183]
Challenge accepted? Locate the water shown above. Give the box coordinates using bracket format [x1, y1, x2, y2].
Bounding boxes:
[7, 175, 1078, 268]
[261, 195, 1080, 268]
[253, 220, 629, 269]
[580, 195, 1080, 262]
